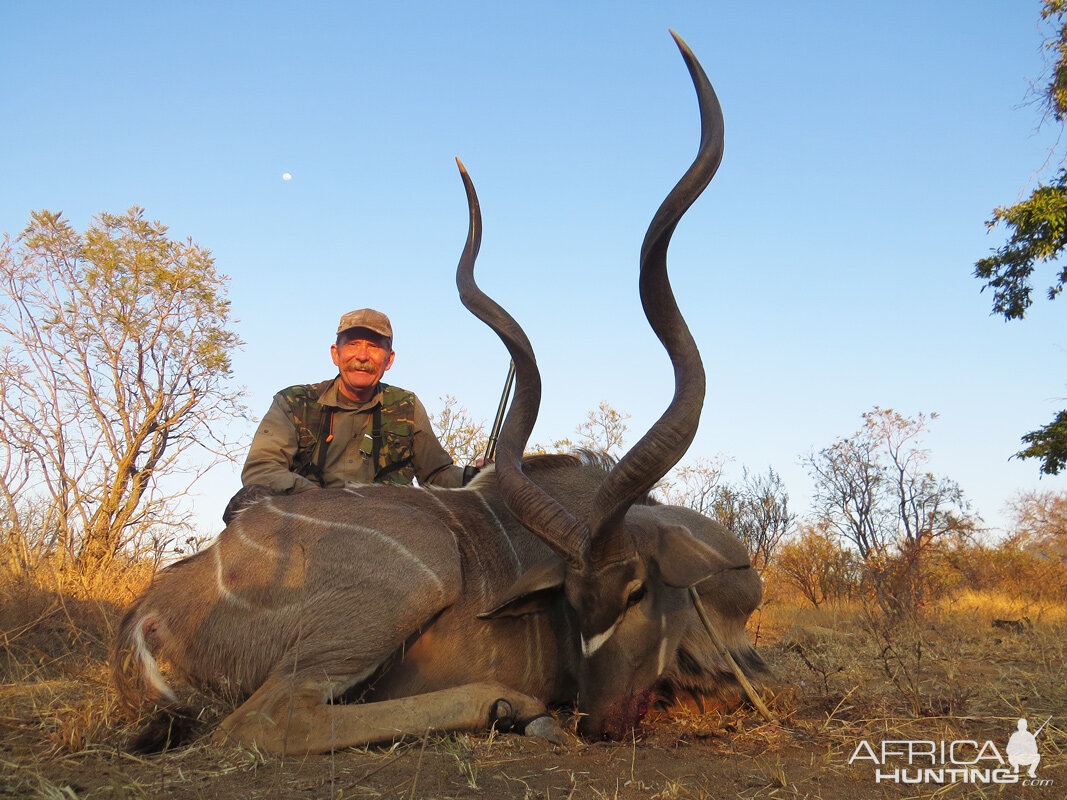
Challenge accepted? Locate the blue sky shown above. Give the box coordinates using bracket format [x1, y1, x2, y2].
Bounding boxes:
[2, 1, 1064, 535]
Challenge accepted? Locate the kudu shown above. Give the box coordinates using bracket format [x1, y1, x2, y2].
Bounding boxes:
[112, 33, 764, 754]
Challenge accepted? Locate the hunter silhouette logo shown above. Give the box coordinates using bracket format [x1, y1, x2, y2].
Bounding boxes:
[1006, 716, 1049, 779]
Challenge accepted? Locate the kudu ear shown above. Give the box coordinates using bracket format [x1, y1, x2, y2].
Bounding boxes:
[654, 523, 745, 588]
[477, 558, 567, 620]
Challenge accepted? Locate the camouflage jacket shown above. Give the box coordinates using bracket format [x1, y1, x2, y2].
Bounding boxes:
[241, 377, 463, 492]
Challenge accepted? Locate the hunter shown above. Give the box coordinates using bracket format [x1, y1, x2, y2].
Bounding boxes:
[229, 309, 475, 522]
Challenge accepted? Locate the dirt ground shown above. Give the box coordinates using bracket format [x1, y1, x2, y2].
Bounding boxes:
[2, 596, 1064, 799]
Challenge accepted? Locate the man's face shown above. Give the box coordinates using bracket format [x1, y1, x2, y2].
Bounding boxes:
[331, 328, 395, 401]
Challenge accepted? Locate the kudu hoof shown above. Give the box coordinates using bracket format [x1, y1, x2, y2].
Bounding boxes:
[488, 700, 565, 745]
[489, 698, 517, 731]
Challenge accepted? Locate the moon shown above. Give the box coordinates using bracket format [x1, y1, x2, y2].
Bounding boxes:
[282, 172, 292, 181]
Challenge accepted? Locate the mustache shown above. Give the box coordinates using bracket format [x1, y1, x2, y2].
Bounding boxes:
[342, 358, 378, 373]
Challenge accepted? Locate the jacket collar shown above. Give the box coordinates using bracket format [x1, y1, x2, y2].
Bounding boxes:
[317, 376, 383, 411]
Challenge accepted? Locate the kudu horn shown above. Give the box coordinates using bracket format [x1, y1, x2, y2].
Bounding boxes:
[456, 31, 724, 570]
[587, 30, 724, 564]
[455, 158, 590, 568]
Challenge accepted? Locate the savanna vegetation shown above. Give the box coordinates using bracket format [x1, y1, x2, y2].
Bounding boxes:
[3, 484, 1063, 799]
[1, 206, 1064, 795]
[5, 0, 1067, 786]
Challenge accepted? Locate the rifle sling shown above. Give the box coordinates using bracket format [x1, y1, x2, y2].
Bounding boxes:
[370, 405, 413, 481]
[371, 405, 382, 471]
[314, 408, 334, 486]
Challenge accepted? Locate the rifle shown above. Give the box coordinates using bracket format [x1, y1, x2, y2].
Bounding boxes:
[1033, 716, 1053, 737]
[483, 360, 516, 464]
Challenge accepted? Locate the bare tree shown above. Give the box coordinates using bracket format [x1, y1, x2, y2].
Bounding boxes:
[528, 401, 631, 457]
[730, 467, 794, 572]
[574, 401, 631, 458]
[427, 395, 488, 466]
[657, 461, 792, 572]
[1007, 489, 1067, 551]
[0, 208, 245, 581]
[805, 407, 977, 613]
[805, 430, 889, 562]
[656, 455, 727, 515]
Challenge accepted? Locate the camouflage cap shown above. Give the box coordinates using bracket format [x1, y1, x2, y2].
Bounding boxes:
[336, 308, 393, 341]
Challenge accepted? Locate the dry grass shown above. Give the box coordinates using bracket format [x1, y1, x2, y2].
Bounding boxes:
[1, 568, 1064, 799]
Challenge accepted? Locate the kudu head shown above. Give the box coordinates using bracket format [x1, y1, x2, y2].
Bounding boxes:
[457, 32, 738, 738]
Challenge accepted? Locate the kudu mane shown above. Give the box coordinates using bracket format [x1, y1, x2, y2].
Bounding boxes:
[515, 450, 660, 507]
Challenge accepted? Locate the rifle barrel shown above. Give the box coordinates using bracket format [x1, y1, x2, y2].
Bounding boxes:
[483, 360, 516, 463]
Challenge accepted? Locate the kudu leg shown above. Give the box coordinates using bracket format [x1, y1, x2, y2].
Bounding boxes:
[213, 677, 564, 754]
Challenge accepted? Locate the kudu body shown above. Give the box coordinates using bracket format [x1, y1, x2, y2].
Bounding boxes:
[112, 34, 764, 754]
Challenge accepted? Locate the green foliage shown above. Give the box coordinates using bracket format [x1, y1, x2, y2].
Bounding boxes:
[974, 1, 1067, 474]
[975, 170, 1067, 320]
[1043, 0, 1067, 120]
[1017, 409, 1067, 474]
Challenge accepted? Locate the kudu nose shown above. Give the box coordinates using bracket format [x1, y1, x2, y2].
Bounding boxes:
[578, 687, 655, 740]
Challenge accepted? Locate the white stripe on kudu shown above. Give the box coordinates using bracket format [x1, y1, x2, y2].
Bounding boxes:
[265, 503, 446, 597]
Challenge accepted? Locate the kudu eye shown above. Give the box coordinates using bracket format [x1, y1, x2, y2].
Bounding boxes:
[626, 584, 647, 607]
